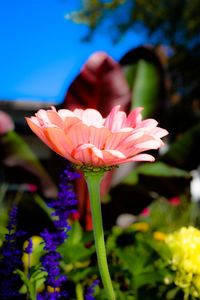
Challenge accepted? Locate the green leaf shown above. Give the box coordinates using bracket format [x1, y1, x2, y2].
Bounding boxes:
[163, 123, 200, 170]
[123, 64, 138, 90]
[70, 266, 99, 282]
[136, 162, 189, 177]
[123, 162, 189, 185]
[58, 242, 95, 264]
[15, 268, 45, 300]
[134, 270, 165, 288]
[131, 60, 159, 118]
[30, 269, 47, 281]
[114, 247, 144, 275]
[113, 283, 126, 300]
[166, 287, 180, 300]
[67, 220, 83, 245]
[81, 230, 94, 244]
[121, 170, 139, 185]
[14, 269, 29, 285]
[19, 283, 27, 294]
[122, 58, 160, 119]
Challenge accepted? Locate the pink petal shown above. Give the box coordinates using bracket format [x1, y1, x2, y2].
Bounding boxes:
[104, 105, 121, 131]
[73, 144, 93, 165]
[47, 110, 64, 128]
[114, 131, 145, 153]
[136, 119, 158, 131]
[151, 127, 169, 138]
[44, 127, 78, 164]
[104, 131, 133, 150]
[66, 122, 90, 147]
[126, 107, 143, 128]
[73, 108, 84, 119]
[102, 149, 126, 165]
[134, 139, 163, 149]
[105, 110, 127, 132]
[26, 117, 54, 150]
[73, 144, 104, 166]
[35, 109, 50, 126]
[111, 154, 155, 165]
[57, 109, 76, 121]
[66, 121, 110, 149]
[89, 126, 110, 149]
[64, 116, 81, 133]
[124, 154, 155, 162]
[81, 109, 104, 127]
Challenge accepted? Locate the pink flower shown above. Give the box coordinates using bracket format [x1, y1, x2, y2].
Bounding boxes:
[168, 197, 181, 206]
[27, 184, 38, 192]
[141, 207, 150, 216]
[26, 105, 168, 167]
[0, 110, 14, 135]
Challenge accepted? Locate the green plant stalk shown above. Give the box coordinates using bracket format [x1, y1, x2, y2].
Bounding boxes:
[26, 254, 31, 300]
[84, 171, 116, 300]
[76, 283, 84, 300]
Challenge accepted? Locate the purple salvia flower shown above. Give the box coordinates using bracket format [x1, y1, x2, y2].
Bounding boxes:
[37, 290, 68, 300]
[24, 238, 33, 254]
[0, 206, 26, 299]
[85, 280, 100, 300]
[39, 162, 80, 299]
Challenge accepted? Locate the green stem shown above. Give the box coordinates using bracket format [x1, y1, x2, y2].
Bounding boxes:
[76, 283, 84, 300]
[84, 171, 116, 300]
[26, 254, 31, 300]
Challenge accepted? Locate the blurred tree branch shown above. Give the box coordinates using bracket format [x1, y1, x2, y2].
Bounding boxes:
[66, 0, 200, 47]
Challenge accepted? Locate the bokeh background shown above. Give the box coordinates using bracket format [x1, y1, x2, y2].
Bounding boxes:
[0, 0, 200, 233]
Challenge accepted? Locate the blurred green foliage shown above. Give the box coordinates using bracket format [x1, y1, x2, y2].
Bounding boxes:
[68, 0, 200, 47]
[1, 1, 200, 297]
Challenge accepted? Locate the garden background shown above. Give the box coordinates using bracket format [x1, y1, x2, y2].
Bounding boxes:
[0, 0, 200, 299]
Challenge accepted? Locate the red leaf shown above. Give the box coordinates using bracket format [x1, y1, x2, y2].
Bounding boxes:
[63, 51, 131, 116]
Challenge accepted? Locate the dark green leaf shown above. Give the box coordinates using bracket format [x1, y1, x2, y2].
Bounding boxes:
[163, 123, 200, 170]
[123, 162, 189, 185]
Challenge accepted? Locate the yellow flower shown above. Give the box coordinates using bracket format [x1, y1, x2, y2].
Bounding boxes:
[133, 222, 149, 232]
[165, 226, 200, 298]
[22, 236, 43, 272]
[153, 231, 166, 241]
[47, 286, 60, 292]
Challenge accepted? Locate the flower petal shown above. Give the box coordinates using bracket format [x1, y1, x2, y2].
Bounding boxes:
[81, 109, 104, 127]
[104, 105, 120, 130]
[136, 119, 158, 131]
[44, 127, 79, 164]
[120, 154, 155, 163]
[126, 107, 143, 128]
[46, 110, 64, 128]
[104, 105, 130, 132]
[66, 122, 90, 147]
[102, 149, 126, 165]
[35, 109, 50, 126]
[26, 117, 54, 150]
[57, 109, 76, 121]
[104, 131, 133, 150]
[73, 144, 104, 166]
[89, 126, 110, 149]
[134, 139, 164, 149]
[151, 127, 169, 138]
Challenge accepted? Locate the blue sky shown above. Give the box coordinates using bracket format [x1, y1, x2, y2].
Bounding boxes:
[0, 0, 146, 103]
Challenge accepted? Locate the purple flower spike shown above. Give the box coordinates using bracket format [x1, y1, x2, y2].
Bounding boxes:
[85, 280, 100, 300]
[24, 238, 33, 254]
[0, 206, 26, 299]
[38, 162, 80, 299]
